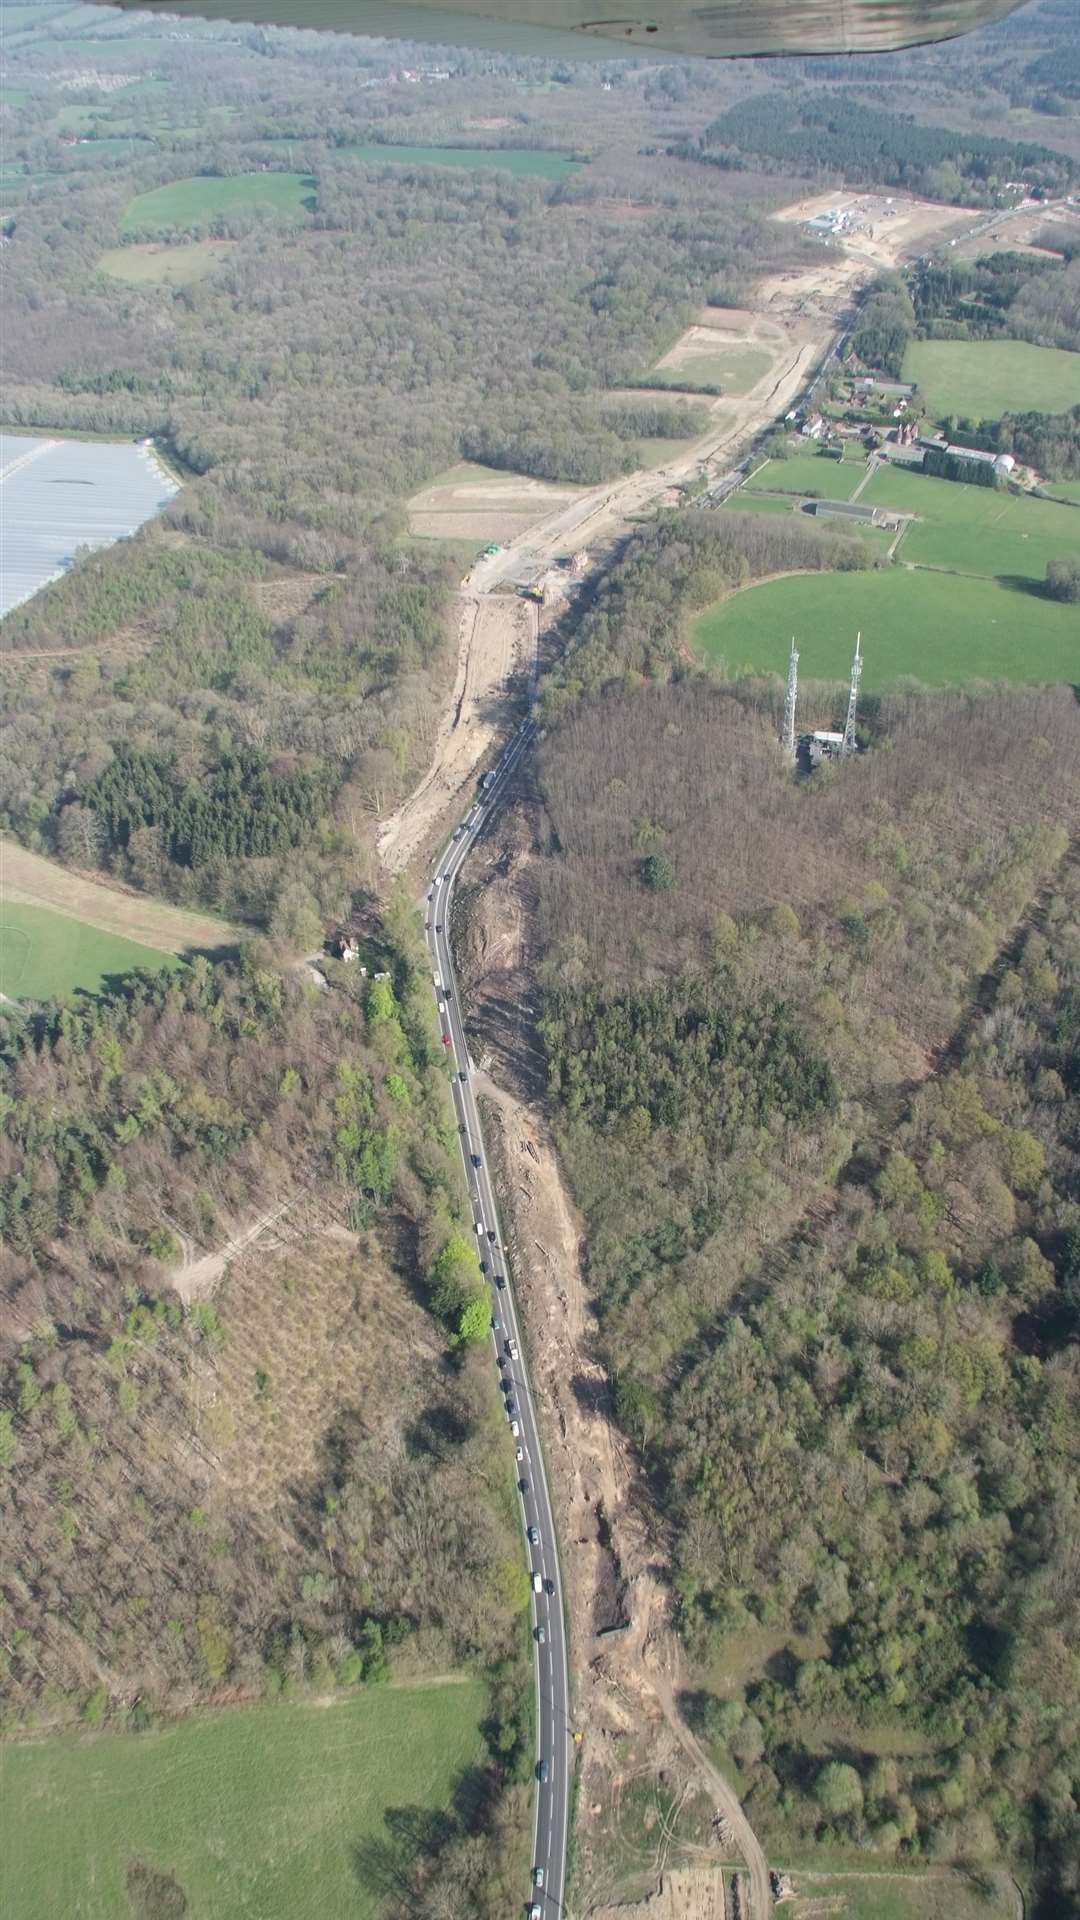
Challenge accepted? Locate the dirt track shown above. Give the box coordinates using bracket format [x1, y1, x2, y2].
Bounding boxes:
[376, 591, 535, 874]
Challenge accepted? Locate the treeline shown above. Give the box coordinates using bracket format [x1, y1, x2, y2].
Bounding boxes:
[530, 680, 1080, 1911]
[540, 508, 869, 712]
[908, 253, 1080, 357]
[461, 422, 635, 487]
[922, 447, 1003, 486]
[681, 92, 1077, 206]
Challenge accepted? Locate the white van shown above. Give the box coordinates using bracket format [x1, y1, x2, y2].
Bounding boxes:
[532, 1572, 542, 1594]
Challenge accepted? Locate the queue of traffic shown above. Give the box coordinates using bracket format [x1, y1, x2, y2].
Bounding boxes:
[423, 719, 568, 1918]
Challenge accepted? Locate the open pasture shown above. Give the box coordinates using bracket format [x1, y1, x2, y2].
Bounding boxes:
[0, 899, 178, 1002]
[745, 452, 865, 501]
[692, 567, 1079, 691]
[865, 464, 1080, 582]
[337, 141, 580, 177]
[122, 172, 315, 235]
[0, 1682, 486, 1919]
[903, 337, 1080, 422]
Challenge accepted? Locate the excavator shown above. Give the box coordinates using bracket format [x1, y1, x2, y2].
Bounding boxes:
[89, 0, 1024, 68]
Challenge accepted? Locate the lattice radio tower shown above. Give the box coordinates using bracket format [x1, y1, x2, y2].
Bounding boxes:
[782, 637, 799, 762]
[842, 632, 862, 756]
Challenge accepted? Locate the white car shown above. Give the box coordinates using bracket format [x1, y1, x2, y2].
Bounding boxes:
[511, 1420, 520, 1438]
[534, 1866, 545, 1888]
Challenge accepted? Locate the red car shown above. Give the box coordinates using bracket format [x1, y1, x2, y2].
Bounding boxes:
[442, 1034, 451, 1046]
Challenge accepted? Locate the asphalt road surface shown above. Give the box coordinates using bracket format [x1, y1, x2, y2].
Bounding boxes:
[425, 716, 572, 1920]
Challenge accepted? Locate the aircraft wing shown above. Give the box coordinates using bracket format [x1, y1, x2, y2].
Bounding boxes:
[86, 0, 1026, 63]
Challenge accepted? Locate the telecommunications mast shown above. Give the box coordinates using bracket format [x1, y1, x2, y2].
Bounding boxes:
[842, 632, 862, 757]
[782, 637, 799, 762]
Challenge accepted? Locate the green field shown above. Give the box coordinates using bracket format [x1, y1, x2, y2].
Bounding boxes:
[99, 239, 235, 285]
[692, 568, 1079, 690]
[0, 902, 178, 1001]
[864, 463, 1080, 582]
[336, 141, 580, 177]
[904, 337, 1080, 421]
[0, 1682, 486, 1920]
[746, 451, 865, 501]
[1040, 478, 1080, 504]
[122, 173, 316, 235]
[653, 345, 772, 395]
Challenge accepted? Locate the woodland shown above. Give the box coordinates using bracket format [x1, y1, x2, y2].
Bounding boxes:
[526, 533, 1080, 1912]
[0, 920, 533, 1912]
[681, 93, 1077, 206]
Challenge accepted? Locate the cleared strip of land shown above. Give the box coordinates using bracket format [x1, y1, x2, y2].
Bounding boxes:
[0, 841, 242, 953]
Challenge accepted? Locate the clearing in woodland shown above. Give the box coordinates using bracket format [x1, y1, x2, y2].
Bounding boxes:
[98, 240, 235, 285]
[0, 1681, 486, 1920]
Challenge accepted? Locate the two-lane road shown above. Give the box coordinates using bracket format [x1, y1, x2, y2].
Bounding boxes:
[424, 718, 572, 1918]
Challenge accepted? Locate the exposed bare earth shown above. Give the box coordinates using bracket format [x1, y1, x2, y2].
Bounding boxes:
[0, 840, 242, 953]
[376, 592, 535, 874]
[590, 1868, 727, 1920]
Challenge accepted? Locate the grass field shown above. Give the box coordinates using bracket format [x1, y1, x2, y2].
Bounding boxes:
[0, 1682, 486, 1920]
[0, 900, 178, 1001]
[864, 464, 1080, 583]
[779, 1871, 1009, 1920]
[336, 141, 580, 177]
[1039, 478, 1080, 504]
[692, 567, 1079, 690]
[745, 452, 865, 501]
[122, 173, 316, 235]
[1, 842, 242, 961]
[904, 337, 1080, 421]
[99, 239, 235, 285]
[653, 345, 773, 395]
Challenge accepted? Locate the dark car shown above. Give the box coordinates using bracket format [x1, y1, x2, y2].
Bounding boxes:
[458, 1070, 468, 1084]
[537, 1758, 549, 1784]
[500, 1375, 511, 1394]
[495, 1274, 506, 1290]
[487, 1229, 497, 1243]
[519, 1478, 529, 1495]
[436, 923, 444, 933]
[505, 1396, 516, 1417]
[471, 1153, 482, 1169]
[479, 1259, 488, 1275]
